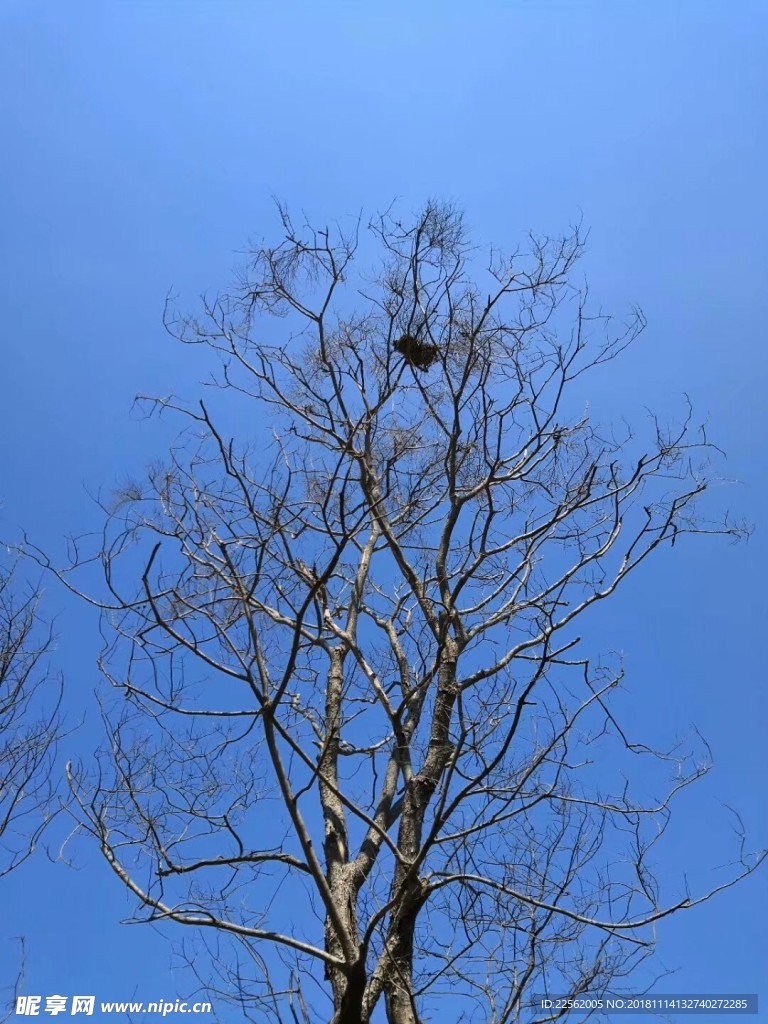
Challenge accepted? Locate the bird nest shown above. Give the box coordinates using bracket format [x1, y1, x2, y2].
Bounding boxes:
[393, 334, 440, 371]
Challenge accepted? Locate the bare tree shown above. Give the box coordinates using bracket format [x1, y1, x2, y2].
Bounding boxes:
[33, 202, 763, 1023]
[0, 560, 60, 1024]
[0, 560, 60, 880]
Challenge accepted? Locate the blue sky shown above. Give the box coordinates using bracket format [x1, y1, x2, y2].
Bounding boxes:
[0, 1, 766, 1019]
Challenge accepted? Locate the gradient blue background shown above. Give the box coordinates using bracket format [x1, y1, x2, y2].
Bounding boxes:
[0, 2, 766, 1020]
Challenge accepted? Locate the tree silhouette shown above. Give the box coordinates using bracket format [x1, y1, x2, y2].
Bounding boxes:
[35, 202, 763, 1024]
[0, 561, 60, 881]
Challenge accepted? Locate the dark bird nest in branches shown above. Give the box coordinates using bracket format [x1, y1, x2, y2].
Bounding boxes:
[393, 334, 440, 371]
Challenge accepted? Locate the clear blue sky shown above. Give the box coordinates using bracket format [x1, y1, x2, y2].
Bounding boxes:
[1, 1, 766, 1019]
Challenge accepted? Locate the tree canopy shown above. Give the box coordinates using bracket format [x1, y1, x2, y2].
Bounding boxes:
[33, 202, 763, 1024]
